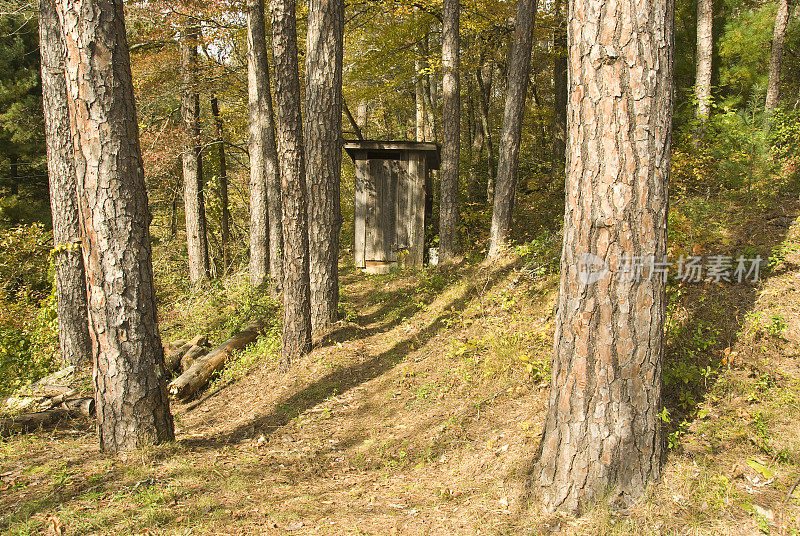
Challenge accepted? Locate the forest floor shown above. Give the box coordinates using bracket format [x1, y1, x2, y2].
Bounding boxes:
[2, 192, 800, 535]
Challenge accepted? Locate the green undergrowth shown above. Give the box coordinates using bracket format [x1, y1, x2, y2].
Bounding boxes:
[154, 267, 280, 348]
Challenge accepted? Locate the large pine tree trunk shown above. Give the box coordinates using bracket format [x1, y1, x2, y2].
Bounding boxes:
[305, 0, 344, 335]
[210, 96, 231, 269]
[695, 0, 713, 121]
[487, 0, 538, 258]
[180, 25, 210, 283]
[39, 0, 91, 367]
[246, 0, 283, 294]
[765, 0, 790, 114]
[552, 0, 567, 173]
[439, 0, 461, 263]
[271, 0, 312, 367]
[532, 0, 673, 512]
[56, 0, 175, 452]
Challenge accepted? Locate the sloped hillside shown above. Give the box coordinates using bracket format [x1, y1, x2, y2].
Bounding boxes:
[1, 195, 799, 536]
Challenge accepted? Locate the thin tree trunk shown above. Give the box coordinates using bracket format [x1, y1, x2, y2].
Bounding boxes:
[532, 0, 673, 512]
[305, 0, 344, 335]
[439, 0, 460, 262]
[247, 0, 283, 296]
[426, 75, 438, 141]
[487, 0, 538, 258]
[415, 56, 425, 142]
[552, 0, 567, 173]
[170, 196, 178, 238]
[271, 0, 312, 367]
[476, 64, 495, 203]
[9, 155, 18, 196]
[180, 25, 210, 283]
[381, 100, 393, 138]
[246, 0, 268, 288]
[39, 0, 91, 368]
[343, 99, 364, 140]
[357, 102, 368, 137]
[421, 34, 437, 142]
[57, 0, 174, 452]
[210, 96, 231, 269]
[695, 0, 713, 124]
[765, 0, 790, 115]
[468, 79, 485, 198]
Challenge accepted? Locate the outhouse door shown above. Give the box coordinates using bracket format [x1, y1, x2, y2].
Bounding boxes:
[349, 141, 436, 273]
[364, 157, 400, 265]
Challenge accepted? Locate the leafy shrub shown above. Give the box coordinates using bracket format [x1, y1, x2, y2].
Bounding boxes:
[156, 270, 280, 345]
[672, 102, 800, 206]
[0, 222, 52, 299]
[0, 291, 58, 396]
[0, 223, 59, 395]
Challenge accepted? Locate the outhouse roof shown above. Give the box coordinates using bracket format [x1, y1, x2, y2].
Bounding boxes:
[343, 140, 440, 170]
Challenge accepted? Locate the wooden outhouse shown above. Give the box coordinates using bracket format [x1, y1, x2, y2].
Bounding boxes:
[344, 140, 440, 274]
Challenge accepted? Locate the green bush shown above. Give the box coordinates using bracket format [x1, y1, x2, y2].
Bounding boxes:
[0, 291, 58, 396]
[672, 102, 800, 203]
[0, 222, 58, 395]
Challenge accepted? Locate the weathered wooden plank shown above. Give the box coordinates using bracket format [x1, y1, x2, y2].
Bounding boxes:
[395, 151, 410, 254]
[384, 158, 399, 262]
[410, 153, 427, 268]
[353, 152, 367, 268]
[365, 158, 382, 261]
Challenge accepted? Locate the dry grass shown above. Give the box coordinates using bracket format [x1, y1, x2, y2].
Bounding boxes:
[2, 195, 800, 535]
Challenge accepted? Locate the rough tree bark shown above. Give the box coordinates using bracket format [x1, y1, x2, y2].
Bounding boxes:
[180, 24, 210, 283]
[487, 0, 538, 258]
[552, 0, 567, 172]
[271, 0, 312, 367]
[247, 0, 283, 295]
[532, 0, 673, 512]
[305, 0, 344, 335]
[210, 96, 231, 269]
[765, 0, 790, 115]
[56, 0, 175, 452]
[439, 0, 461, 263]
[695, 0, 713, 122]
[38, 0, 92, 367]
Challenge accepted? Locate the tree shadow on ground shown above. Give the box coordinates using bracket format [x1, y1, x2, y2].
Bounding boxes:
[316, 264, 466, 348]
[181, 258, 523, 449]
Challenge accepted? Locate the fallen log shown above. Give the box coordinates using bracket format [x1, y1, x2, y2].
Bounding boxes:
[180, 345, 209, 372]
[61, 397, 95, 416]
[17, 385, 77, 398]
[0, 397, 95, 436]
[6, 387, 79, 413]
[169, 321, 263, 400]
[164, 335, 209, 373]
[165, 338, 188, 352]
